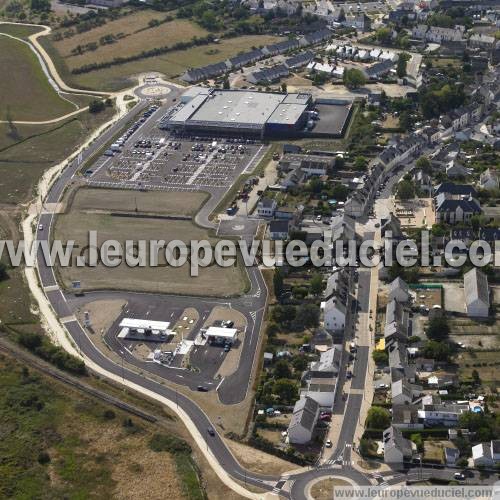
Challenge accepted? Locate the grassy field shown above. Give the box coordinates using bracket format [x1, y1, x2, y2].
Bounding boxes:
[0, 36, 76, 121]
[0, 108, 115, 205]
[0, 23, 44, 38]
[456, 350, 500, 383]
[0, 353, 204, 499]
[42, 33, 283, 91]
[53, 188, 247, 297]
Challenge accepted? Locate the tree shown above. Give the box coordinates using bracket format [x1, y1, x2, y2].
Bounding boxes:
[396, 52, 410, 78]
[366, 406, 391, 429]
[415, 156, 431, 174]
[422, 340, 453, 361]
[354, 156, 367, 171]
[30, 0, 50, 11]
[297, 304, 320, 329]
[310, 273, 324, 296]
[274, 359, 292, 379]
[222, 77, 230, 90]
[273, 379, 298, 404]
[88, 99, 105, 114]
[375, 27, 392, 44]
[281, 82, 287, 93]
[471, 369, 481, 386]
[292, 355, 308, 372]
[273, 269, 284, 298]
[372, 350, 388, 365]
[426, 316, 450, 341]
[396, 179, 415, 200]
[343, 68, 367, 89]
[331, 183, 349, 201]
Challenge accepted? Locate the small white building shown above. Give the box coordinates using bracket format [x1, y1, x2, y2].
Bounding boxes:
[118, 318, 172, 341]
[205, 326, 238, 345]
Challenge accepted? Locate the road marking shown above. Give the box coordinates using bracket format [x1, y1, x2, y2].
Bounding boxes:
[216, 377, 225, 391]
[43, 285, 59, 292]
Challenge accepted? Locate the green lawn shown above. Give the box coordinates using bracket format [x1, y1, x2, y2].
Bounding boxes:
[0, 36, 75, 121]
[0, 23, 45, 39]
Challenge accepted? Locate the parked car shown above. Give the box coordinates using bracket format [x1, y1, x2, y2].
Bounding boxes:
[325, 439, 333, 448]
[38, 224, 44, 231]
[197, 386, 208, 392]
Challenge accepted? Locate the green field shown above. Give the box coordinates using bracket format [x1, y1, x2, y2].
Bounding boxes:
[41, 33, 283, 91]
[0, 36, 75, 121]
[0, 23, 44, 38]
[0, 107, 114, 205]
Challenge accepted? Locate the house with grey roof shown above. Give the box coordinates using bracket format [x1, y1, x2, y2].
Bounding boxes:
[307, 346, 341, 379]
[257, 197, 277, 218]
[227, 49, 265, 70]
[385, 299, 411, 346]
[383, 426, 415, 465]
[321, 270, 349, 333]
[435, 194, 481, 224]
[388, 277, 410, 303]
[464, 268, 490, 318]
[287, 396, 320, 444]
[247, 64, 289, 85]
[472, 440, 500, 467]
[391, 378, 423, 405]
[392, 404, 423, 430]
[285, 50, 315, 70]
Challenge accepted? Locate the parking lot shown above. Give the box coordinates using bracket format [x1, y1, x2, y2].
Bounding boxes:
[86, 105, 267, 194]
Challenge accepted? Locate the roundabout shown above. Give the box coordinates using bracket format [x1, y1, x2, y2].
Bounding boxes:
[135, 83, 172, 99]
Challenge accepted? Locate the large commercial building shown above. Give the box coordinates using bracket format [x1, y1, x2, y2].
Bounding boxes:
[161, 89, 312, 138]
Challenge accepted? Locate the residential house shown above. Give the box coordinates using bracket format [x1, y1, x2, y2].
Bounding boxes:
[329, 213, 357, 244]
[445, 159, 469, 178]
[269, 219, 290, 240]
[305, 346, 341, 379]
[435, 194, 481, 224]
[418, 396, 469, 427]
[321, 270, 349, 333]
[392, 378, 423, 405]
[284, 50, 315, 70]
[262, 39, 300, 56]
[344, 192, 366, 217]
[181, 62, 228, 83]
[383, 426, 415, 464]
[472, 440, 500, 467]
[464, 268, 490, 318]
[257, 197, 277, 218]
[247, 64, 289, 84]
[469, 33, 496, 50]
[478, 227, 500, 246]
[385, 299, 411, 346]
[421, 126, 441, 144]
[434, 182, 477, 198]
[299, 28, 333, 47]
[287, 396, 320, 444]
[479, 168, 499, 191]
[227, 49, 264, 70]
[444, 447, 460, 466]
[392, 404, 424, 430]
[388, 277, 410, 303]
[381, 213, 404, 240]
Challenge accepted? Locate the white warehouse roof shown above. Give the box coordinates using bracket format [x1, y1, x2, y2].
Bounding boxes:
[119, 318, 171, 331]
[205, 327, 238, 339]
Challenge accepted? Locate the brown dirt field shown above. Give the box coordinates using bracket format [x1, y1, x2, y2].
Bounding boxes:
[69, 187, 208, 217]
[224, 439, 296, 476]
[57, 16, 208, 70]
[53, 192, 246, 297]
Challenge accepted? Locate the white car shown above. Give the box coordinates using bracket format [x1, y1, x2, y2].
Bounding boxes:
[325, 439, 333, 448]
[38, 224, 44, 231]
